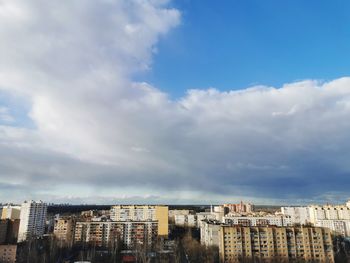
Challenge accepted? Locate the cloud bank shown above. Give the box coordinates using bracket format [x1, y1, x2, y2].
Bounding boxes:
[0, 0, 350, 204]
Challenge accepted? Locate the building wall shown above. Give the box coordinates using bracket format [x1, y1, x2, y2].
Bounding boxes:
[110, 205, 168, 237]
[74, 221, 158, 249]
[200, 220, 221, 247]
[0, 245, 17, 263]
[1, 206, 21, 220]
[218, 225, 334, 263]
[281, 206, 310, 225]
[223, 215, 292, 227]
[54, 217, 75, 246]
[18, 200, 47, 242]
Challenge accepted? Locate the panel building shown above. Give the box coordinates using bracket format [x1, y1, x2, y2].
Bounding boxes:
[223, 215, 293, 227]
[18, 200, 47, 242]
[54, 217, 76, 246]
[218, 225, 334, 263]
[110, 205, 168, 237]
[74, 220, 158, 249]
[1, 206, 21, 220]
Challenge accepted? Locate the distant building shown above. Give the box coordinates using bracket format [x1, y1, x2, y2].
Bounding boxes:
[110, 205, 168, 237]
[74, 221, 158, 249]
[223, 202, 254, 214]
[280, 206, 310, 225]
[168, 209, 190, 222]
[197, 212, 217, 229]
[174, 214, 197, 227]
[18, 200, 47, 242]
[223, 215, 292, 227]
[54, 217, 76, 246]
[219, 225, 334, 263]
[1, 206, 21, 220]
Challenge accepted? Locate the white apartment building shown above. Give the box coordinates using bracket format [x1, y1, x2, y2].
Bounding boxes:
[200, 220, 221, 247]
[315, 220, 350, 237]
[223, 215, 293, 227]
[280, 206, 310, 225]
[281, 202, 350, 237]
[174, 214, 197, 227]
[197, 212, 216, 229]
[18, 200, 47, 242]
[308, 205, 350, 223]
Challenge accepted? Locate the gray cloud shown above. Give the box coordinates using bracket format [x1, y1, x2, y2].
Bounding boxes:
[0, 1, 350, 204]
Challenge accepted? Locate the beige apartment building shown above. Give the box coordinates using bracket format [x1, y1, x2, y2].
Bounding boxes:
[54, 217, 76, 246]
[219, 225, 334, 263]
[110, 205, 168, 237]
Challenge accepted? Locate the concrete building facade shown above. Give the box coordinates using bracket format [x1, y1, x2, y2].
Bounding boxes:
[110, 205, 168, 237]
[223, 215, 293, 227]
[18, 200, 47, 242]
[74, 221, 158, 249]
[219, 225, 334, 263]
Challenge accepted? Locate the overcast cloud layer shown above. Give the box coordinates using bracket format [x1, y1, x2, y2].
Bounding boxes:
[0, 0, 350, 204]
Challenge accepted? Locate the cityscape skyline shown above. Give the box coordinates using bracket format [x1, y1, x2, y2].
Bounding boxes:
[1, 0, 350, 204]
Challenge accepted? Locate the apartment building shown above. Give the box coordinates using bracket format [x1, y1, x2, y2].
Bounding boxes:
[223, 202, 254, 214]
[223, 215, 293, 227]
[110, 205, 168, 237]
[0, 219, 19, 244]
[281, 206, 310, 225]
[18, 200, 47, 242]
[219, 225, 334, 263]
[1, 206, 21, 220]
[200, 220, 221, 247]
[54, 217, 76, 246]
[309, 205, 350, 223]
[74, 220, 158, 249]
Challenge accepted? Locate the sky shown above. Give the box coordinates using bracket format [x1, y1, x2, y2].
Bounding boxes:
[0, 0, 350, 205]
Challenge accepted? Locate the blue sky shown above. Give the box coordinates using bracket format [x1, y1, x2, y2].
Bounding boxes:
[1, 0, 350, 204]
[140, 0, 350, 97]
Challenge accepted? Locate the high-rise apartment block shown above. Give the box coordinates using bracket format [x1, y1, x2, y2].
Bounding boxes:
[223, 215, 293, 227]
[219, 225, 334, 263]
[281, 206, 310, 225]
[74, 221, 158, 249]
[18, 200, 47, 242]
[110, 205, 168, 237]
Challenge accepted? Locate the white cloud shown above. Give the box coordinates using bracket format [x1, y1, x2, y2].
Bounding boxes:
[0, 107, 14, 122]
[0, 0, 350, 204]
